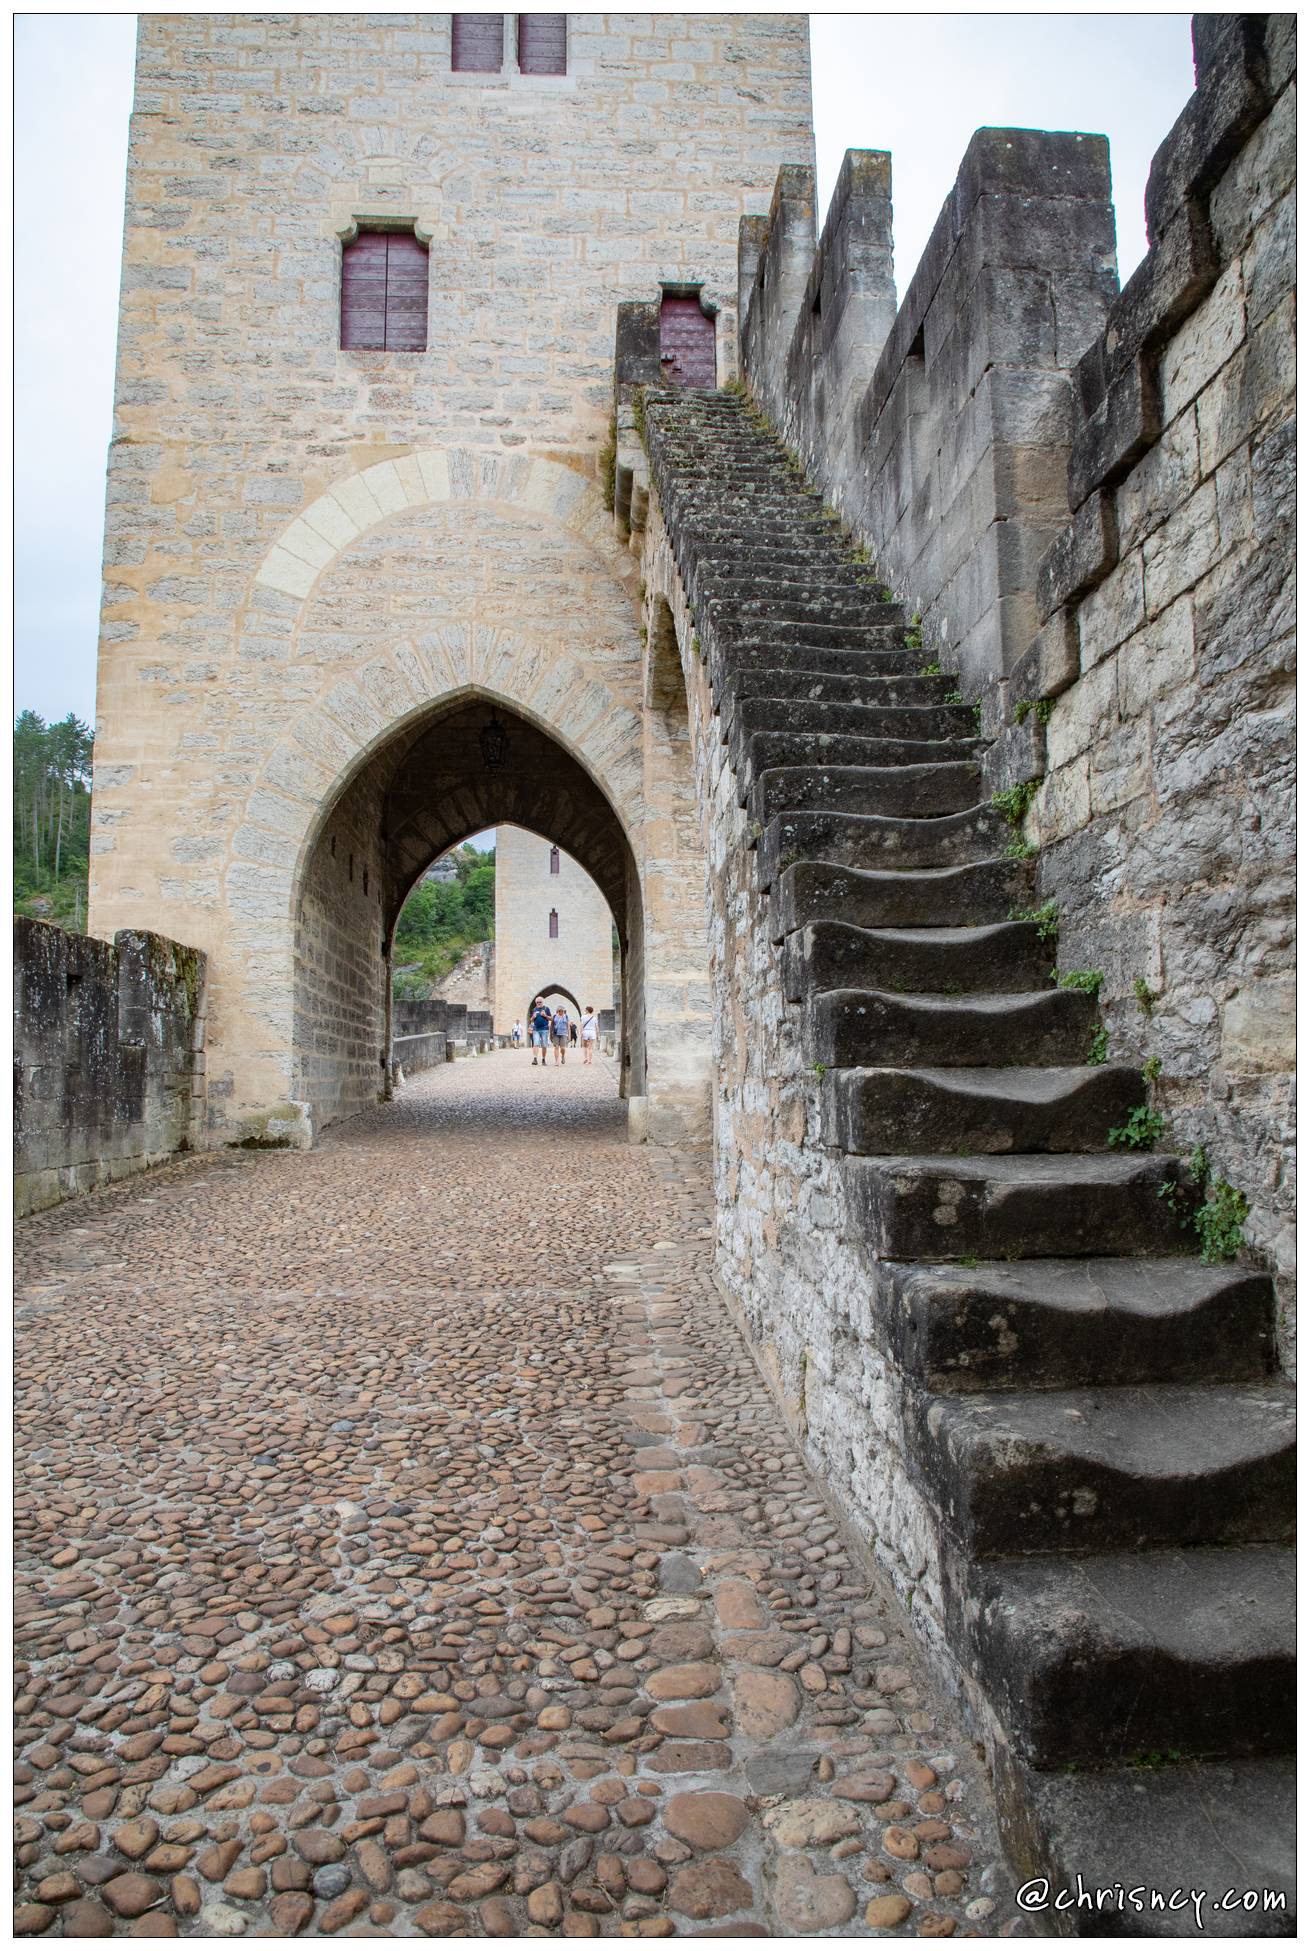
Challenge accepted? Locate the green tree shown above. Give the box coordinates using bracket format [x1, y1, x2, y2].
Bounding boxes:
[13, 712, 94, 931]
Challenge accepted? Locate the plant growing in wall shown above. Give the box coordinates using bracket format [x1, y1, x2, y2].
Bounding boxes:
[1009, 900, 1060, 942]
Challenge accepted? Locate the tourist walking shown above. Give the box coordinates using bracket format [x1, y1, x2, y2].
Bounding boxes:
[580, 1005, 598, 1065]
[511, 1019, 523, 1047]
[551, 1004, 570, 1065]
[529, 998, 551, 1066]
[569, 1018, 579, 1048]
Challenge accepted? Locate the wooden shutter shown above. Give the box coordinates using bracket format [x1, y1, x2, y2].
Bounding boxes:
[383, 234, 428, 351]
[340, 232, 388, 350]
[549, 909, 559, 939]
[659, 294, 717, 390]
[341, 232, 428, 351]
[549, 846, 560, 874]
[452, 13, 504, 71]
[519, 14, 566, 74]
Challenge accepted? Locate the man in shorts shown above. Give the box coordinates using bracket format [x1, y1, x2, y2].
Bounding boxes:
[529, 997, 551, 1066]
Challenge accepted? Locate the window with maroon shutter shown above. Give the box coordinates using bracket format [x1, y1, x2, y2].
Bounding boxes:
[519, 14, 566, 74]
[549, 846, 560, 874]
[451, 13, 504, 71]
[659, 293, 717, 390]
[549, 908, 559, 939]
[340, 231, 429, 351]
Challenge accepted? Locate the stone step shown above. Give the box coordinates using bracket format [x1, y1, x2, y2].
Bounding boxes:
[713, 616, 915, 650]
[667, 498, 835, 532]
[877, 1258, 1278, 1394]
[916, 1381, 1296, 1556]
[957, 1545, 1295, 1766]
[844, 1153, 1201, 1260]
[750, 759, 983, 824]
[783, 918, 1049, 1001]
[732, 697, 979, 744]
[1019, 1756, 1296, 1937]
[689, 546, 883, 576]
[728, 670, 960, 710]
[756, 806, 1011, 889]
[826, 1062, 1141, 1155]
[706, 592, 903, 626]
[695, 566, 888, 602]
[770, 857, 1033, 942]
[710, 640, 916, 684]
[810, 986, 1097, 1069]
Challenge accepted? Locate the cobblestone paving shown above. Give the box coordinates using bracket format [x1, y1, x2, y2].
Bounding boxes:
[14, 1051, 1016, 1938]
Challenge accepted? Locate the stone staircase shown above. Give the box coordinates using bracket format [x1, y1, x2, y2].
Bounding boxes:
[641, 386, 1296, 1932]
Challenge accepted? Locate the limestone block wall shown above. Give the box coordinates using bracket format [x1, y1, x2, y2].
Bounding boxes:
[89, 12, 812, 1145]
[492, 825, 615, 1034]
[14, 918, 207, 1217]
[391, 998, 449, 1077]
[1012, 14, 1298, 1363]
[740, 130, 1118, 709]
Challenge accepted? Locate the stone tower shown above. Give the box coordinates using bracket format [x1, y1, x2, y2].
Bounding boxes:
[88, 14, 814, 1141]
[493, 826, 615, 1035]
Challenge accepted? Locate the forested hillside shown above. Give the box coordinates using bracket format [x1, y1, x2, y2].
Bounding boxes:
[392, 845, 495, 998]
[14, 712, 94, 932]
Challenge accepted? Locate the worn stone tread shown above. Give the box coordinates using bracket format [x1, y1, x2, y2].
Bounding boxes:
[1021, 1756, 1297, 1936]
[917, 1379, 1296, 1554]
[960, 1545, 1295, 1765]
[879, 1257, 1278, 1392]
[827, 1062, 1141, 1154]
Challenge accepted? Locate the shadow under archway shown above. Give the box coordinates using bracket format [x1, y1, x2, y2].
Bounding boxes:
[293, 693, 645, 1134]
[529, 984, 582, 1023]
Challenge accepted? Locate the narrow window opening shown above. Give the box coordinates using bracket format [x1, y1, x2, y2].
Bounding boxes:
[549, 846, 560, 875]
[451, 13, 504, 71]
[549, 908, 559, 940]
[519, 14, 567, 74]
[340, 229, 429, 351]
[908, 320, 926, 363]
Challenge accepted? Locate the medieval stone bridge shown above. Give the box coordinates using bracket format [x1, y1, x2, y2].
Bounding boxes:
[14, 11, 1295, 1938]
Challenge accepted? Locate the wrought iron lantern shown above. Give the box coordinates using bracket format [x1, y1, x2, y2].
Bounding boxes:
[478, 709, 510, 769]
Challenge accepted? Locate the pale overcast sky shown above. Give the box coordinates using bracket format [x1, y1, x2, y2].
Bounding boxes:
[14, 10, 1196, 728]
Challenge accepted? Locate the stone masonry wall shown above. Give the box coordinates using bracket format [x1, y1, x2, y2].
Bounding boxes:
[90, 13, 812, 1142]
[740, 129, 1118, 709]
[14, 917, 207, 1217]
[1014, 14, 1297, 1365]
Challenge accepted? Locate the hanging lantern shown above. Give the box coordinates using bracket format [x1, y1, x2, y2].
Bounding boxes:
[478, 709, 509, 769]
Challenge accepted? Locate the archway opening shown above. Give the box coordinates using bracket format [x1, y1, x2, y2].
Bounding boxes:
[293, 693, 645, 1134]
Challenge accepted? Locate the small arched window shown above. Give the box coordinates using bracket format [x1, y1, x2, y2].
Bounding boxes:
[549, 846, 560, 875]
[549, 908, 559, 940]
[340, 230, 429, 351]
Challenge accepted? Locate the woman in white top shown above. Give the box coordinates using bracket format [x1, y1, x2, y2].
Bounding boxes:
[580, 1005, 598, 1065]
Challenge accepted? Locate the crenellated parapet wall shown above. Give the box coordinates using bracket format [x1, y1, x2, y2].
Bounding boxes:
[14, 917, 207, 1216]
[739, 129, 1118, 708]
[1012, 12, 1297, 1362]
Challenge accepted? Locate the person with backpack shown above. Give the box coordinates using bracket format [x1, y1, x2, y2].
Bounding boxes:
[550, 1003, 571, 1064]
[529, 998, 551, 1066]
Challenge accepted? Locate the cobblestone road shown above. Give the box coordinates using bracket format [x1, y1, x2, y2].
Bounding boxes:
[15, 1051, 1014, 1938]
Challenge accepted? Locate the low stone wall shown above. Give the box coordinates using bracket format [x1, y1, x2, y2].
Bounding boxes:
[391, 998, 493, 1077]
[740, 128, 1118, 709]
[1009, 13, 1297, 1364]
[14, 917, 206, 1217]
